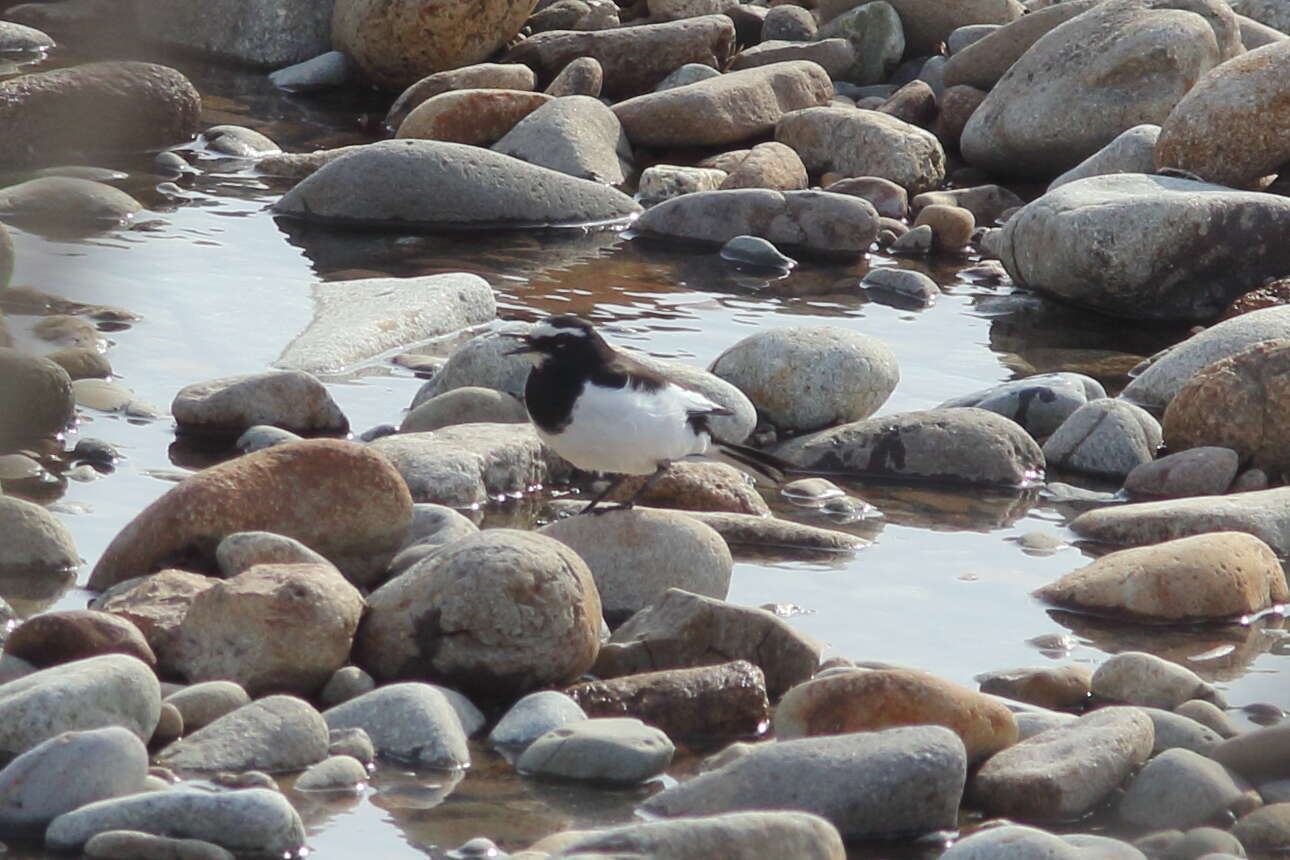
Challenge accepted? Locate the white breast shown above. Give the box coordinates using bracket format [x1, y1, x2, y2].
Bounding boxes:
[538, 381, 715, 475]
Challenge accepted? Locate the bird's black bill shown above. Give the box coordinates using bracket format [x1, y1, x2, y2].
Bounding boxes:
[499, 331, 533, 355]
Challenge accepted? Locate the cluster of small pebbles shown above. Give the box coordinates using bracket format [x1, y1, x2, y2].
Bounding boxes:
[5, 0, 1290, 856]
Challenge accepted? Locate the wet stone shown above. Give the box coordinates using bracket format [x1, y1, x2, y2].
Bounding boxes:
[323, 683, 470, 769]
[236, 425, 301, 453]
[517, 717, 675, 785]
[720, 234, 797, 272]
[294, 755, 367, 792]
[327, 727, 375, 764]
[860, 267, 938, 306]
[490, 691, 588, 751]
[940, 372, 1104, 439]
[0, 496, 78, 598]
[890, 223, 934, 254]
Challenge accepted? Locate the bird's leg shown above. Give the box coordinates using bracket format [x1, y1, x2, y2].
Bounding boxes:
[613, 460, 671, 510]
[579, 473, 631, 515]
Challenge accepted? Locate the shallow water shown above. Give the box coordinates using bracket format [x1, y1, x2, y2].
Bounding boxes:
[4, 47, 1289, 858]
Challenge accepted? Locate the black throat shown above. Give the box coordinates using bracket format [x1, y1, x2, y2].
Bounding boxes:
[524, 335, 667, 434]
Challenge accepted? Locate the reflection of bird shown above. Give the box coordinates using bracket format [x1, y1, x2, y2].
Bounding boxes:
[505, 314, 787, 514]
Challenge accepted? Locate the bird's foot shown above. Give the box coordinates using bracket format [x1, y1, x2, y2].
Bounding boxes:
[581, 501, 634, 516]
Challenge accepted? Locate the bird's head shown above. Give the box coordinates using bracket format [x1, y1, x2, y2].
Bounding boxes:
[502, 314, 601, 366]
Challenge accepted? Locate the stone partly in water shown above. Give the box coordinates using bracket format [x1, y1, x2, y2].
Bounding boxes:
[612, 61, 833, 149]
[504, 15, 736, 99]
[517, 717, 675, 785]
[1156, 40, 1290, 189]
[539, 508, 731, 625]
[1091, 651, 1216, 709]
[528, 812, 846, 860]
[134, 0, 332, 68]
[994, 174, 1290, 322]
[1164, 340, 1290, 478]
[1070, 486, 1290, 555]
[323, 683, 470, 769]
[273, 140, 639, 228]
[0, 496, 79, 599]
[0, 178, 142, 230]
[269, 51, 353, 94]
[710, 326, 899, 435]
[89, 439, 413, 590]
[332, 0, 537, 90]
[777, 107, 946, 195]
[0, 348, 73, 447]
[171, 370, 348, 439]
[489, 690, 587, 751]
[1041, 398, 1161, 480]
[400, 387, 528, 434]
[774, 669, 1018, 763]
[776, 407, 1044, 488]
[643, 726, 967, 840]
[355, 530, 601, 704]
[940, 372, 1106, 439]
[960, 0, 1240, 179]
[632, 189, 879, 255]
[1036, 531, 1289, 621]
[0, 61, 199, 168]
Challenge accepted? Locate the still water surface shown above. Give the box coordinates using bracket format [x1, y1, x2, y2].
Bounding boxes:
[3, 49, 1288, 859]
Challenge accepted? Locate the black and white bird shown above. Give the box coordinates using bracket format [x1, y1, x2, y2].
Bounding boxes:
[505, 314, 788, 514]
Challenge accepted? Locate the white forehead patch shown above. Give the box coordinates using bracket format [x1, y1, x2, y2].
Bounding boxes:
[530, 319, 589, 340]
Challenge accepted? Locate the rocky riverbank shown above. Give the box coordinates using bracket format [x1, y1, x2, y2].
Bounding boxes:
[4, 0, 1290, 858]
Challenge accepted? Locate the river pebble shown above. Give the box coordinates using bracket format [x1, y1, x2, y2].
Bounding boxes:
[1119, 747, 1244, 830]
[92, 571, 212, 668]
[4, 609, 154, 668]
[169, 562, 364, 696]
[860, 266, 938, 306]
[491, 690, 588, 751]
[493, 94, 632, 185]
[545, 56, 602, 97]
[295, 755, 367, 792]
[1212, 724, 1290, 784]
[89, 439, 412, 590]
[213, 531, 329, 577]
[711, 325, 898, 434]
[596, 587, 822, 698]
[764, 5, 817, 40]
[172, 370, 347, 438]
[384, 62, 536, 130]
[0, 348, 73, 448]
[1049, 123, 1160, 190]
[777, 107, 945, 194]
[813, 1, 905, 85]
[1232, 803, 1290, 853]
[975, 665, 1091, 710]
[1141, 708, 1224, 757]
[319, 666, 376, 707]
[825, 175, 908, 218]
[328, 727, 375, 764]
[720, 235, 797, 272]
[776, 668, 1017, 762]
[969, 706, 1154, 820]
[0, 496, 78, 598]
[1125, 447, 1240, 499]
[357, 529, 600, 701]
[940, 372, 1104, 439]
[323, 683, 469, 769]
[518, 717, 673, 785]
[157, 695, 328, 774]
[163, 681, 250, 733]
[602, 462, 769, 516]
[644, 725, 965, 839]
[396, 89, 551, 145]
[84, 830, 234, 860]
[539, 508, 729, 625]
[1071, 486, 1290, 555]
[268, 50, 351, 93]
[1092, 652, 1218, 710]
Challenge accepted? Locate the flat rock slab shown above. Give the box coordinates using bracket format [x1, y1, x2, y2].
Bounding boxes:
[273, 139, 640, 229]
[518, 717, 674, 785]
[1070, 486, 1290, 555]
[995, 173, 1290, 322]
[275, 273, 495, 374]
[156, 695, 329, 775]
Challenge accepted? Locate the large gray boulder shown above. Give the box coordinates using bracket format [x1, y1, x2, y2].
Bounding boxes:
[960, 0, 1241, 179]
[777, 107, 945, 194]
[133, 0, 332, 67]
[994, 174, 1290, 322]
[273, 140, 640, 228]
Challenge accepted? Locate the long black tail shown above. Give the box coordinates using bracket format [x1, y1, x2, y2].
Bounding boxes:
[710, 438, 797, 483]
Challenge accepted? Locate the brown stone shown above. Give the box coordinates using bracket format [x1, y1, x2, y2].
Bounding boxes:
[1036, 531, 1289, 621]
[913, 203, 974, 250]
[878, 79, 937, 127]
[1218, 277, 1290, 321]
[88, 439, 413, 590]
[595, 588, 822, 698]
[913, 184, 1021, 226]
[614, 61, 832, 149]
[1212, 726, 1290, 784]
[170, 562, 365, 697]
[4, 609, 156, 668]
[567, 660, 769, 740]
[1164, 339, 1290, 477]
[395, 89, 552, 145]
[44, 347, 111, 380]
[384, 62, 537, 130]
[718, 141, 808, 192]
[333, 0, 538, 90]
[545, 56, 603, 97]
[975, 665, 1092, 710]
[1156, 40, 1290, 188]
[0, 61, 200, 168]
[823, 175, 908, 218]
[505, 15, 736, 100]
[607, 462, 770, 516]
[774, 668, 1018, 762]
[933, 84, 986, 151]
[91, 570, 214, 670]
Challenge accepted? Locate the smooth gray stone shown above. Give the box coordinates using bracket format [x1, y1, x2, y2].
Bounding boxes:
[319, 666, 375, 708]
[1092, 652, 1215, 710]
[493, 95, 632, 184]
[518, 717, 674, 785]
[655, 62, 723, 91]
[720, 234, 797, 271]
[1016, 711, 1078, 740]
[323, 683, 470, 769]
[1049, 124, 1160, 190]
[83, 831, 235, 860]
[0, 727, 147, 834]
[273, 139, 640, 228]
[46, 788, 304, 856]
[942, 825, 1083, 859]
[1071, 487, 1290, 554]
[162, 681, 250, 733]
[947, 23, 999, 54]
[860, 267, 938, 306]
[1063, 833, 1148, 858]
[1124, 447, 1240, 499]
[214, 531, 329, 577]
[294, 755, 367, 791]
[940, 372, 1105, 438]
[490, 690, 588, 751]
[269, 51, 350, 93]
[1118, 748, 1245, 830]
[0, 21, 54, 51]
[642, 726, 966, 840]
[328, 727, 375, 764]
[1042, 398, 1161, 479]
[201, 125, 279, 157]
[400, 387, 527, 434]
[0, 495, 78, 598]
[535, 811, 846, 859]
[1142, 707, 1224, 756]
[235, 424, 301, 453]
[132, 0, 331, 67]
[172, 370, 346, 437]
[156, 695, 328, 774]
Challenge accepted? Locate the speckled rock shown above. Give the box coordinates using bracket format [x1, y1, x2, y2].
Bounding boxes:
[384, 62, 536, 130]
[156, 695, 328, 774]
[711, 326, 898, 434]
[777, 107, 946, 194]
[323, 683, 470, 768]
[968, 706, 1154, 820]
[273, 140, 640, 228]
[643, 725, 966, 840]
[1042, 398, 1162, 479]
[776, 407, 1044, 488]
[332, 0, 537, 90]
[603, 461, 769, 516]
[539, 508, 730, 625]
[356, 530, 601, 703]
[1092, 652, 1217, 709]
[1036, 532, 1288, 621]
[89, 440, 413, 590]
[775, 669, 1018, 763]
[633, 188, 879, 255]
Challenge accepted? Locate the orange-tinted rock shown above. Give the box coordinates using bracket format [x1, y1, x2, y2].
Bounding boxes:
[88, 439, 412, 591]
[4, 609, 156, 668]
[395, 89, 552, 146]
[719, 141, 808, 192]
[976, 665, 1092, 710]
[91, 570, 213, 668]
[1218, 277, 1290, 321]
[774, 668, 1018, 762]
[607, 461, 770, 516]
